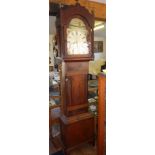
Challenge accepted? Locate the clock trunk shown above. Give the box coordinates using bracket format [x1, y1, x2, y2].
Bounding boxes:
[56, 3, 95, 154]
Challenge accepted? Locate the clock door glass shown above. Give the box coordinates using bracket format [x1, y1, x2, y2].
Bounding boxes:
[67, 18, 89, 55]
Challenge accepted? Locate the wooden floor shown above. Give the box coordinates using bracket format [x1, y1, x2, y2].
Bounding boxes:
[49, 135, 63, 154]
[49, 135, 97, 155]
[69, 144, 97, 155]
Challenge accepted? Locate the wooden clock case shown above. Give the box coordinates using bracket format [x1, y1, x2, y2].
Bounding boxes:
[56, 3, 95, 154]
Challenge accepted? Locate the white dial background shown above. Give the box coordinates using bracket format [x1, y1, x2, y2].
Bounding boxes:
[67, 29, 89, 55]
[67, 18, 89, 55]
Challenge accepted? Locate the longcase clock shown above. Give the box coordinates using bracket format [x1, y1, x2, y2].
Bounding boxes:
[56, 2, 95, 154]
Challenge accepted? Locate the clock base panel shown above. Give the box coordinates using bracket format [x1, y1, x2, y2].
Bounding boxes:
[60, 113, 95, 154]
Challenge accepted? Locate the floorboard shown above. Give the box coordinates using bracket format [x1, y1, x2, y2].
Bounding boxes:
[49, 135, 97, 155]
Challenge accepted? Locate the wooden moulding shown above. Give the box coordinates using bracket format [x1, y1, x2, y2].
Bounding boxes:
[67, 104, 88, 111]
[60, 112, 94, 124]
[50, 0, 106, 21]
[65, 62, 89, 73]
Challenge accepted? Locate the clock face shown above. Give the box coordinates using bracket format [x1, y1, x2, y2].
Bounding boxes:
[67, 18, 89, 55]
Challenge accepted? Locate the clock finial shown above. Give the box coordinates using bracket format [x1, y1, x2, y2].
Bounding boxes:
[75, 0, 79, 4]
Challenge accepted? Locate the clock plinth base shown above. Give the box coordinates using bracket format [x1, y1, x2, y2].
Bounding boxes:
[60, 113, 95, 155]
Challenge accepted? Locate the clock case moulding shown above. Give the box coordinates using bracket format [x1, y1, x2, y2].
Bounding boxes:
[56, 3, 94, 62]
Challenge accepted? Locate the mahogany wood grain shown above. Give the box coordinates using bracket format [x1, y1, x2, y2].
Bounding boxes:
[56, 3, 94, 61]
[56, 3, 95, 154]
[60, 116, 95, 155]
[97, 73, 106, 155]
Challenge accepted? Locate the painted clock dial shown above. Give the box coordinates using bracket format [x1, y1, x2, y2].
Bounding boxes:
[67, 18, 89, 55]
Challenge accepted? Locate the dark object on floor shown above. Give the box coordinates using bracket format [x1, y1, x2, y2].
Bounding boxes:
[101, 62, 106, 72]
[51, 151, 64, 155]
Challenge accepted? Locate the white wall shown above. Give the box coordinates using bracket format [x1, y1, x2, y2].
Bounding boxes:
[89, 0, 106, 3]
[49, 35, 54, 66]
[49, 16, 56, 67]
[49, 16, 56, 35]
[94, 22, 106, 61]
[94, 36, 106, 61]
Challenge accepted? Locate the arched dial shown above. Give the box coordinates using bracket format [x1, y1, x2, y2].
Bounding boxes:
[67, 18, 89, 55]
